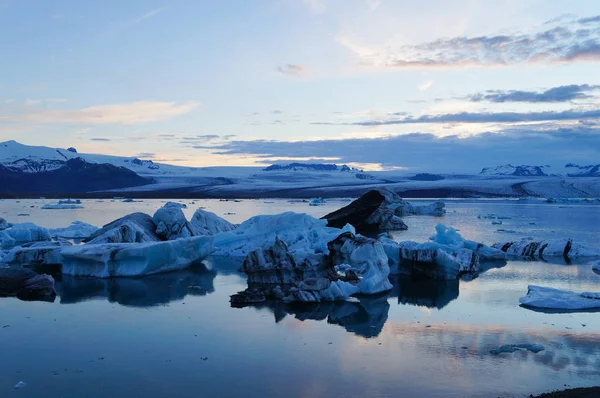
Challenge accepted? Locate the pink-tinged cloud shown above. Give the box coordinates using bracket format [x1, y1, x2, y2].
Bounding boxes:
[6, 101, 199, 125]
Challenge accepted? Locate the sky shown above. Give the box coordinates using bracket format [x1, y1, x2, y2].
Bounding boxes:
[1, 0, 600, 172]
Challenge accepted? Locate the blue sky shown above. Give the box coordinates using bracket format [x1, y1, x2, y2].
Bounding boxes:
[1, 0, 599, 171]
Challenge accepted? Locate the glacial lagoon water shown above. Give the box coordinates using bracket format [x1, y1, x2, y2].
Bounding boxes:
[1, 198, 600, 397]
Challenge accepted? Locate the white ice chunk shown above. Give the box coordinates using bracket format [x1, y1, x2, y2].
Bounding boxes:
[520, 285, 600, 311]
[4, 223, 51, 243]
[41, 204, 84, 209]
[61, 236, 214, 278]
[50, 221, 98, 240]
[189, 208, 237, 236]
[213, 212, 354, 257]
[152, 202, 193, 240]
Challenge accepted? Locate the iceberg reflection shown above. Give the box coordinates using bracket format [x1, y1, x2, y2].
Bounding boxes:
[55, 264, 216, 307]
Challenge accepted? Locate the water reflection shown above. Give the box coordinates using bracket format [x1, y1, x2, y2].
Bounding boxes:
[55, 264, 216, 307]
[233, 275, 461, 338]
[390, 275, 459, 310]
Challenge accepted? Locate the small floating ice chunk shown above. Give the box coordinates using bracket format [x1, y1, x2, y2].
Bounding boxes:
[41, 204, 84, 210]
[490, 343, 544, 355]
[520, 285, 600, 311]
[14, 381, 27, 389]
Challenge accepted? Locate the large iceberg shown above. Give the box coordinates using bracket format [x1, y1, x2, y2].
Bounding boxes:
[213, 212, 354, 257]
[520, 285, 600, 311]
[60, 236, 214, 278]
[379, 224, 505, 279]
[152, 202, 194, 240]
[234, 230, 391, 303]
[85, 213, 160, 244]
[493, 239, 600, 260]
[41, 202, 84, 209]
[189, 208, 237, 236]
[50, 221, 98, 240]
[322, 187, 445, 234]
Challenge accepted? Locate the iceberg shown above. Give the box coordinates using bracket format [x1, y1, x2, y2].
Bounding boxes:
[430, 224, 507, 261]
[1, 245, 64, 271]
[493, 239, 600, 260]
[213, 212, 354, 257]
[49, 221, 98, 240]
[60, 236, 214, 278]
[490, 344, 544, 355]
[4, 223, 51, 244]
[234, 231, 391, 303]
[322, 187, 445, 234]
[0, 231, 16, 250]
[189, 208, 237, 236]
[379, 224, 505, 279]
[41, 203, 84, 209]
[152, 202, 193, 240]
[85, 212, 159, 244]
[593, 260, 600, 273]
[0, 266, 56, 301]
[327, 232, 392, 295]
[520, 285, 600, 311]
[0, 217, 11, 231]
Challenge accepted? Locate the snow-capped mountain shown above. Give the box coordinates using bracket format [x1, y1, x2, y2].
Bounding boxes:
[263, 163, 362, 172]
[0, 140, 175, 176]
[1, 140, 599, 198]
[480, 164, 550, 177]
[0, 157, 151, 195]
[566, 163, 600, 177]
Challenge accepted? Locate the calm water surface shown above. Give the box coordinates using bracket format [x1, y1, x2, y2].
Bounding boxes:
[1, 198, 599, 397]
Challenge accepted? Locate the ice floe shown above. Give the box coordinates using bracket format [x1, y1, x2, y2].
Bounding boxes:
[520, 285, 600, 311]
[489, 343, 544, 355]
[492, 239, 600, 260]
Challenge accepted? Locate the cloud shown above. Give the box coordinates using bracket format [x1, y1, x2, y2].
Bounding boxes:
[131, 7, 164, 25]
[135, 152, 155, 158]
[302, 0, 326, 14]
[341, 16, 600, 69]
[90, 137, 111, 141]
[276, 64, 306, 77]
[3, 101, 198, 125]
[24, 98, 67, 105]
[314, 108, 600, 126]
[206, 126, 600, 172]
[418, 80, 433, 92]
[467, 84, 599, 103]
